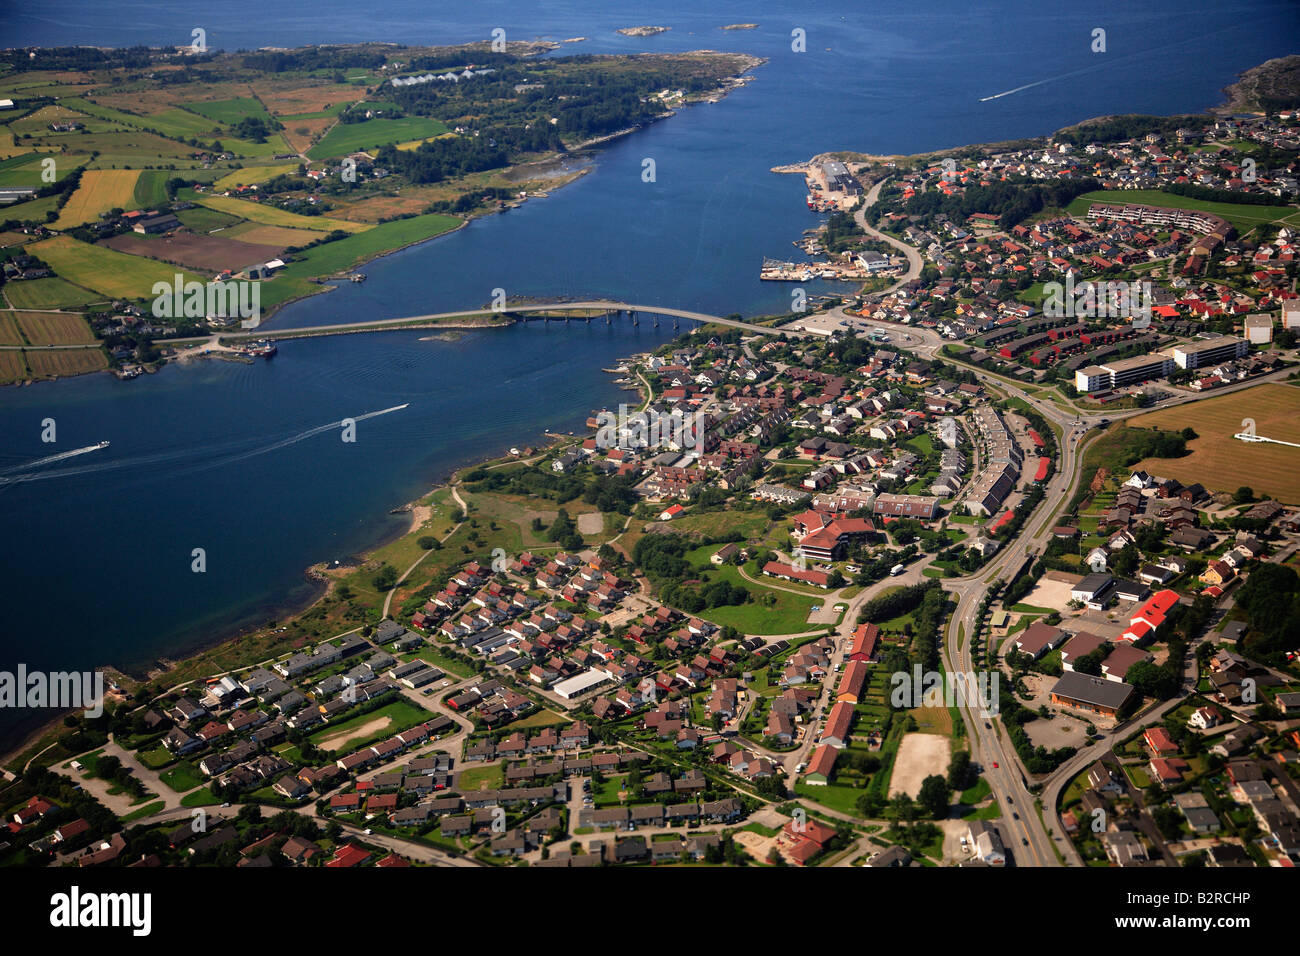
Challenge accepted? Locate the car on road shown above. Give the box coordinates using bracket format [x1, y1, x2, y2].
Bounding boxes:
[984, 721, 991, 729]
[1022, 838, 1029, 846]
[1013, 812, 1019, 820]
[992, 762, 998, 769]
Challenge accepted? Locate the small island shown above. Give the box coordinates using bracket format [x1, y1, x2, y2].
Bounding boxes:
[722, 23, 759, 30]
[617, 26, 670, 37]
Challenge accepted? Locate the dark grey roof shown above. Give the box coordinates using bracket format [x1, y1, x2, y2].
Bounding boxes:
[1050, 672, 1134, 709]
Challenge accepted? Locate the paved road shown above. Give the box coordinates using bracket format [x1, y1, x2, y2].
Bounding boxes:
[854, 176, 924, 297]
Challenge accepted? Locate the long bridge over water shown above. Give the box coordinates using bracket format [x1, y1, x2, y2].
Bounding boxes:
[210, 300, 809, 343]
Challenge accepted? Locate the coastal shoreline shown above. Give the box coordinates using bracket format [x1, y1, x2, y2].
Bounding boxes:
[7, 53, 764, 387]
[0, 357, 631, 766]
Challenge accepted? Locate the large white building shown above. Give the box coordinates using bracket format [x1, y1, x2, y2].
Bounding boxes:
[1243, 315, 1273, 344]
[1283, 300, 1300, 331]
[1075, 354, 1176, 393]
[552, 668, 614, 700]
[1173, 336, 1248, 370]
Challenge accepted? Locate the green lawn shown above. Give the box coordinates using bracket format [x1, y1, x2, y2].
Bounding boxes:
[181, 787, 222, 808]
[308, 698, 434, 752]
[136, 746, 175, 771]
[508, 709, 571, 730]
[456, 763, 504, 792]
[794, 780, 865, 816]
[408, 647, 474, 680]
[306, 116, 451, 159]
[159, 760, 204, 793]
[120, 800, 166, 823]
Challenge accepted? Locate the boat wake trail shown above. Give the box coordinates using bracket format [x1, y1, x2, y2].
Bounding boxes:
[213, 404, 411, 468]
[0, 442, 108, 474]
[0, 404, 410, 487]
[979, 25, 1249, 102]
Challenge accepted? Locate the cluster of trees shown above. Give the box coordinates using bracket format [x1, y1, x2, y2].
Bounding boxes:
[392, 56, 728, 142]
[997, 682, 1077, 774]
[632, 533, 693, 587]
[426, 186, 516, 214]
[374, 136, 517, 185]
[463, 463, 586, 503]
[545, 508, 584, 551]
[1163, 182, 1287, 207]
[1234, 562, 1300, 664]
[580, 474, 640, 515]
[239, 48, 387, 73]
[1052, 114, 1206, 147]
[858, 578, 939, 624]
[820, 209, 863, 253]
[992, 484, 1044, 543]
[88, 754, 148, 801]
[861, 578, 948, 675]
[1003, 557, 1044, 607]
[1118, 427, 1190, 467]
[232, 115, 277, 143]
[633, 532, 750, 613]
[902, 176, 1102, 231]
[1, 45, 157, 71]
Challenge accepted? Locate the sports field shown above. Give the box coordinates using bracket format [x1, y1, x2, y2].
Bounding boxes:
[29, 235, 203, 300]
[1128, 382, 1300, 503]
[54, 169, 141, 228]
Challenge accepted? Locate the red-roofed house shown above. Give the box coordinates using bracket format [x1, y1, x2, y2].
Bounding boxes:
[1144, 726, 1178, 757]
[325, 843, 372, 867]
